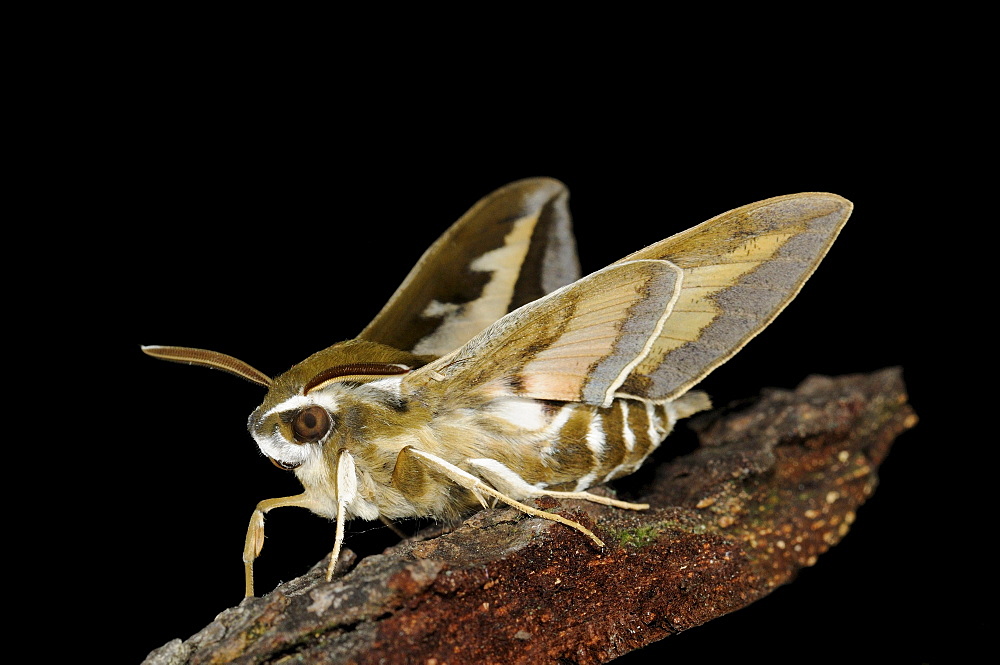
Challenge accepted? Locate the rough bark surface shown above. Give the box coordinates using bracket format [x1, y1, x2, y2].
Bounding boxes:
[144, 368, 915, 665]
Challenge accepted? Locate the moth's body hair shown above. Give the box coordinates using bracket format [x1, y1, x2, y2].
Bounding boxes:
[259, 380, 710, 525]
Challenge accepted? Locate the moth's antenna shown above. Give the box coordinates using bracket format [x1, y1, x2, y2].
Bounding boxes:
[141, 345, 273, 388]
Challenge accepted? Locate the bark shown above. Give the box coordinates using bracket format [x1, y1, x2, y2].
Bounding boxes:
[144, 368, 915, 665]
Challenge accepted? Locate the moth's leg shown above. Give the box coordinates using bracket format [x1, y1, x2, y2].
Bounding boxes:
[394, 446, 606, 547]
[466, 458, 649, 510]
[324, 449, 366, 583]
[244, 493, 314, 597]
[379, 516, 409, 540]
[530, 489, 648, 510]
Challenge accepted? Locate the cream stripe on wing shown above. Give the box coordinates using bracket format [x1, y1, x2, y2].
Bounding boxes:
[413, 213, 538, 355]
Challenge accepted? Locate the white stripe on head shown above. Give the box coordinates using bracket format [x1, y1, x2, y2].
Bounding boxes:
[252, 393, 342, 466]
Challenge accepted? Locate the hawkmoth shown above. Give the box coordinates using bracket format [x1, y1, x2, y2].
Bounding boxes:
[143, 178, 852, 597]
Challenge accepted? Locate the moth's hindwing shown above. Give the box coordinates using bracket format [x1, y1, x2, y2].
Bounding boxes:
[405, 192, 852, 406]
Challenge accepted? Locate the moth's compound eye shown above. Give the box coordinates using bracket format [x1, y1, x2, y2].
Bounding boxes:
[269, 457, 301, 470]
[292, 405, 331, 443]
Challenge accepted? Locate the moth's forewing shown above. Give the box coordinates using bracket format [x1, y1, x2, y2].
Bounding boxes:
[618, 192, 852, 401]
[359, 177, 580, 356]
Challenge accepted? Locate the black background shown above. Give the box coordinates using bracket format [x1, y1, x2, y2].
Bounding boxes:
[55, 69, 965, 664]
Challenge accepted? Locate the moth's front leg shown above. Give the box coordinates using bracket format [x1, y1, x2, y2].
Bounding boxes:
[391, 445, 606, 547]
[243, 493, 314, 597]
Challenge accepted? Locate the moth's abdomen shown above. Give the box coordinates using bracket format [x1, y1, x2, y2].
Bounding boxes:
[477, 394, 706, 495]
[540, 399, 671, 491]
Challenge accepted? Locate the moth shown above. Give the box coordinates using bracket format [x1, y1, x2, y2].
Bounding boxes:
[143, 178, 852, 597]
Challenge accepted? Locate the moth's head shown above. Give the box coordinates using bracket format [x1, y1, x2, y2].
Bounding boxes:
[142, 341, 419, 471]
[247, 392, 337, 471]
[247, 346, 414, 470]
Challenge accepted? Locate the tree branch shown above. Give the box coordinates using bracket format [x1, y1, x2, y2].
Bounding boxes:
[144, 368, 915, 665]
